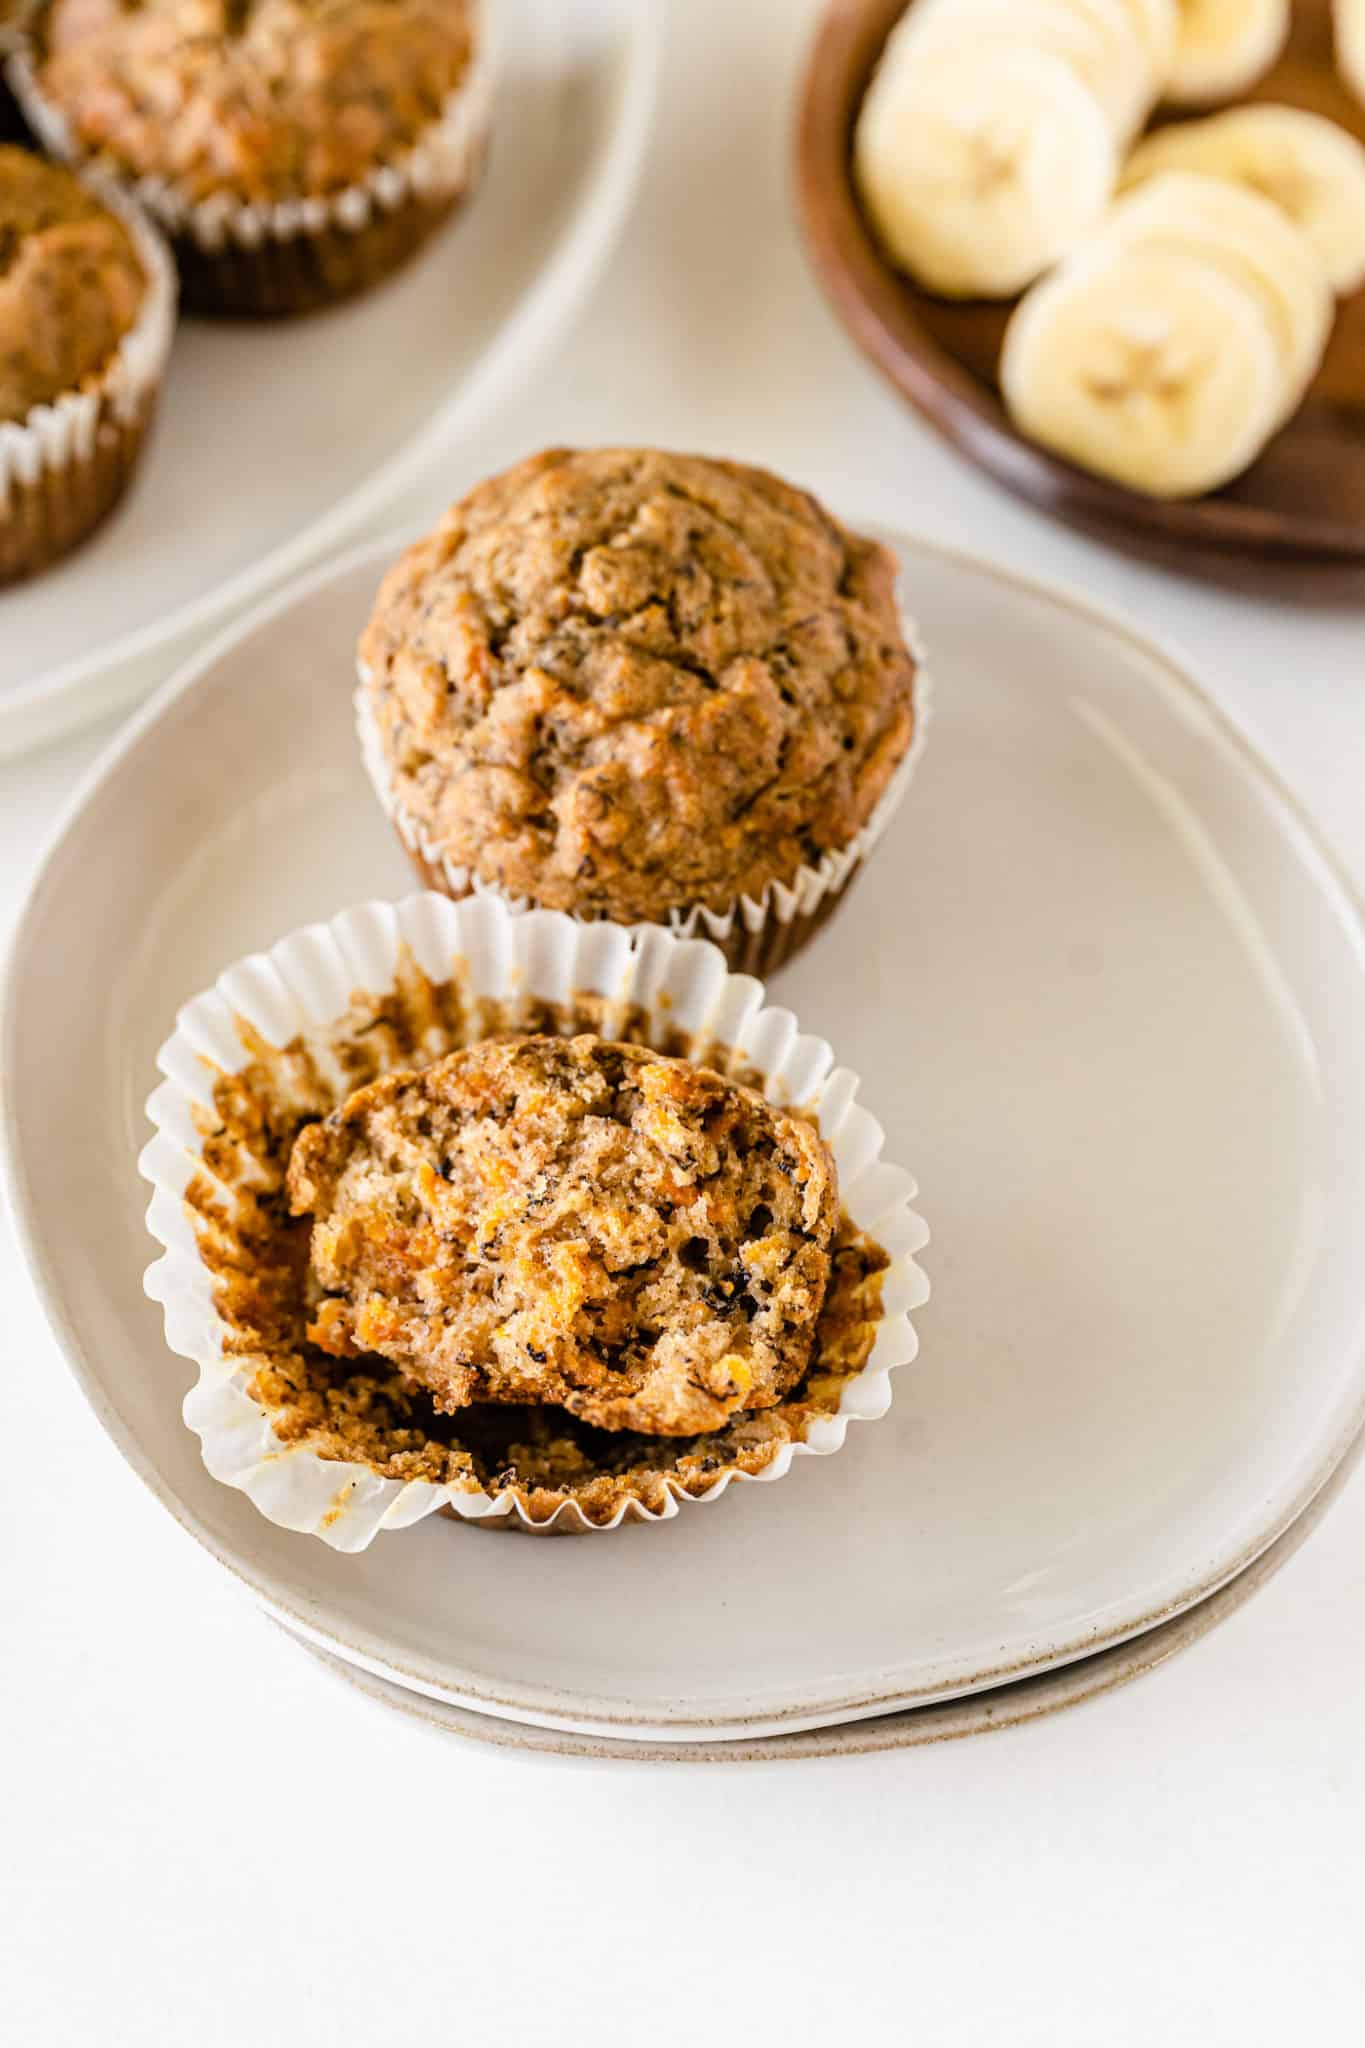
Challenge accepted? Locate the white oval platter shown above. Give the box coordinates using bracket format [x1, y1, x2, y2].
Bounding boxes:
[3, 525, 1363, 1742]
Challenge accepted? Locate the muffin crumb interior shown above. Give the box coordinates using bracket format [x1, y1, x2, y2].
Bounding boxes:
[287, 1032, 839, 1437]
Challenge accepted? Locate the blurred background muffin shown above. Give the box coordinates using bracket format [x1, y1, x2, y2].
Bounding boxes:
[8, 0, 490, 316]
[357, 445, 924, 975]
[0, 143, 175, 580]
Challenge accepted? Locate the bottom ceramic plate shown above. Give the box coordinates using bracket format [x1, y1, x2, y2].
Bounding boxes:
[288, 1423, 1365, 1758]
[4, 526, 1365, 1741]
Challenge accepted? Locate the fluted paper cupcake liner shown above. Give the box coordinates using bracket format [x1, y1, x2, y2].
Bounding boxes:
[0, 177, 175, 582]
[6, 12, 492, 317]
[140, 893, 929, 1546]
[355, 620, 931, 979]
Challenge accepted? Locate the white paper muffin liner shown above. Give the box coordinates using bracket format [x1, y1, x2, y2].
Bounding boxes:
[140, 893, 929, 1546]
[5, 7, 491, 254]
[354, 609, 931, 973]
[0, 174, 175, 513]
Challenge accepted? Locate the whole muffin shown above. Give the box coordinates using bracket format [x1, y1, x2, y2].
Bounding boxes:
[0, 143, 175, 581]
[9, 0, 489, 316]
[287, 1034, 840, 1437]
[358, 447, 922, 974]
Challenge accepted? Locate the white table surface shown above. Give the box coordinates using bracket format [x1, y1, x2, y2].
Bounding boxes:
[3, 3, 1363, 2041]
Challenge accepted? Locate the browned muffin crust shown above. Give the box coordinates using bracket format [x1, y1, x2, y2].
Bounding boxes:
[29, 0, 476, 206]
[287, 1033, 838, 1437]
[0, 143, 145, 419]
[360, 447, 918, 924]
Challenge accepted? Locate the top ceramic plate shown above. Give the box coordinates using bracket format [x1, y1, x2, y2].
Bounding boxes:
[4, 526, 1365, 1742]
[0, 0, 658, 759]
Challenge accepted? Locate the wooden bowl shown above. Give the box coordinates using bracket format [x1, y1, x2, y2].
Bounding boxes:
[795, 0, 1365, 563]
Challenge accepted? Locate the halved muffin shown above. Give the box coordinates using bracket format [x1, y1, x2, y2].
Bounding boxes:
[287, 1033, 839, 1436]
[143, 897, 925, 1538]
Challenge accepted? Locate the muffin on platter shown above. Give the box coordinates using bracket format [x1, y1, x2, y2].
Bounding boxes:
[140, 896, 928, 1540]
[357, 446, 927, 976]
[7, 0, 491, 317]
[0, 142, 174, 582]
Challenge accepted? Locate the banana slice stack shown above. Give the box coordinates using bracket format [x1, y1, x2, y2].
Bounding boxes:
[856, 0, 1365, 499]
[1123, 104, 1365, 293]
[1002, 170, 1334, 496]
[854, 0, 1303, 300]
[854, 0, 1164, 298]
[1002, 96, 1365, 498]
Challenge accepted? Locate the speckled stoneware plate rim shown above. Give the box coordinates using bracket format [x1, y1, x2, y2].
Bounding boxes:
[282, 1418, 1365, 1758]
[3, 522, 1364, 1741]
[0, 0, 662, 759]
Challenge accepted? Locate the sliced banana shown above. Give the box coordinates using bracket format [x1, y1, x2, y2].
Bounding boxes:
[1340, 0, 1365, 110]
[854, 34, 1117, 298]
[1123, 103, 1365, 293]
[908, 0, 1156, 141]
[1166, 0, 1290, 106]
[1116, 0, 1179, 81]
[1105, 173, 1332, 414]
[1000, 239, 1285, 495]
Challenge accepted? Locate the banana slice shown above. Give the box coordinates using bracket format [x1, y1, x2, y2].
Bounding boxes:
[1105, 173, 1332, 414]
[1340, 0, 1365, 110]
[1166, 0, 1289, 106]
[1123, 104, 1365, 293]
[854, 35, 1117, 298]
[1116, 0, 1179, 81]
[909, 0, 1156, 140]
[1000, 239, 1285, 495]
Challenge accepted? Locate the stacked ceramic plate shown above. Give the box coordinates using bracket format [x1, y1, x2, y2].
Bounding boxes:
[5, 522, 1364, 1759]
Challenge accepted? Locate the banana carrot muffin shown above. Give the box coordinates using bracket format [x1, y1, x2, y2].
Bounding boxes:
[0, 143, 174, 581]
[160, 925, 910, 1536]
[9, 0, 489, 316]
[287, 1034, 840, 1436]
[357, 447, 923, 975]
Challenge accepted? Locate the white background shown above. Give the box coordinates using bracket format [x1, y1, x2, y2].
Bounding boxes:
[3, 2, 1363, 2040]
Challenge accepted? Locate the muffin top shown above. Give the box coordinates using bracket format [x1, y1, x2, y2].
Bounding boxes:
[29, 0, 477, 205]
[0, 145, 146, 420]
[286, 1032, 839, 1437]
[359, 447, 918, 924]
